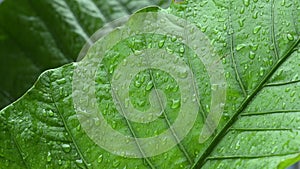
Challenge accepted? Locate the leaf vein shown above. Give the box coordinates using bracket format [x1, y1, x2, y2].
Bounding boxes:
[49, 79, 89, 168]
[228, 3, 247, 97]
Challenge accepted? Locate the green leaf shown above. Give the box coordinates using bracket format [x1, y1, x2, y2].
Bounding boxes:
[0, 0, 170, 109]
[1, 0, 300, 168]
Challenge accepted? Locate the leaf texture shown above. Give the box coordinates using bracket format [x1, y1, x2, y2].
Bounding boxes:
[1, 0, 300, 168]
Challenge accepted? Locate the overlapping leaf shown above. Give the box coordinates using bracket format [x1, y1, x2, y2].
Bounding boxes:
[0, 0, 170, 109]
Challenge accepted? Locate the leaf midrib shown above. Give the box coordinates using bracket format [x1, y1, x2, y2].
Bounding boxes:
[192, 37, 300, 168]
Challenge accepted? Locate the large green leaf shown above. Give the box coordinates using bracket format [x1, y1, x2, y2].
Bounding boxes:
[1, 0, 300, 168]
[0, 0, 170, 109]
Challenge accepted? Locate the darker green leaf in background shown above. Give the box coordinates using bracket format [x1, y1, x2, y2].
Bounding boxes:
[0, 0, 170, 109]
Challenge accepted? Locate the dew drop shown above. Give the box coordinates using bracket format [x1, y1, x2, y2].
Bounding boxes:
[240, 7, 245, 14]
[236, 44, 246, 51]
[222, 58, 227, 64]
[166, 47, 174, 54]
[225, 72, 230, 78]
[134, 80, 142, 88]
[171, 35, 177, 42]
[47, 152, 52, 162]
[158, 40, 165, 48]
[259, 67, 264, 76]
[287, 33, 294, 41]
[253, 26, 262, 34]
[171, 99, 180, 109]
[249, 51, 256, 59]
[290, 91, 296, 97]
[244, 64, 248, 70]
[59, 87, 64, 96]
[97, 154, 103, 163]
[251, 43, 258, 51]
[48, 110, 54, 117]
[112, 121, 117, 129]
[145, 81, 154, 91]
[62, 144, 71, 153]
[173, 85, 179, 92]
[179, 69, 188, 79]
[235, 140, 240, 150]
[57, 78, 66, 85]
[238, 19, 245, 27]
[75, 159, 85, 168]
[201, 26, 207, 33]
[252, 11, 258, 19]
[179, 46, 185, 53]
[76, 125, 81, 131]
[243, 0, 250, 7]
[113, 160, 120, 167]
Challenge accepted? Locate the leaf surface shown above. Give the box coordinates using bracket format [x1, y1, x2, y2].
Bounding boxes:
[1, 0, 300, 168]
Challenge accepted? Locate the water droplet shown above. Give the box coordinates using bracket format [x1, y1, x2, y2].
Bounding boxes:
[48, 110, 54, 117]
[253, 26, 262, 34]
[112, 121, 117, 129]
[259, 67, 264, 76]
[113, 160, 120, 167]
[240, 7, 245, 14]
[290, 91, 296, 97]
[173, 85, 179, 92]
[166, 47, 174, 54]
[57, 78, 66, 85]
[62, 144, 71, 153]
[235, 140, 240, 150]
[249, 51, 256, 59]
[59, 87, 64, 96]
[244, 0, 250, 7]
[122, 59, 127, 66]
[282, 102, 286, 109]
[158, 40, 165, 48]
[238, 19, 245, 27]
[285, 88, 291, 92]
[287, 33, 294, 41]
[171, 99, 180, 109]
[179, 69, 188, 79]
[76, 125, 81, 131]
[236, 44, 246, 51]
[47, 152, 52, 162]
[134, 50, 142, 56]
[251, 43, 258, 51]
[201, 26, 207, 33]
[252, 11, 258, 19]
[225, 72, 230, 78]
[58, 159, 62, 165]
[171, 35, 177, 42]
[223, 24, 227, 30]
[145, 81, 153, 91]
[75, 159, 85, 168]
[97, 154, 103, 163]
[179, 46, 185, 53]
[134, 80, 142, 88]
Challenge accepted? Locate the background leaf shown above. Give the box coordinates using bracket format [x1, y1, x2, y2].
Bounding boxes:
[1, 0, 300, 168]
[0, 0, 171, 109]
